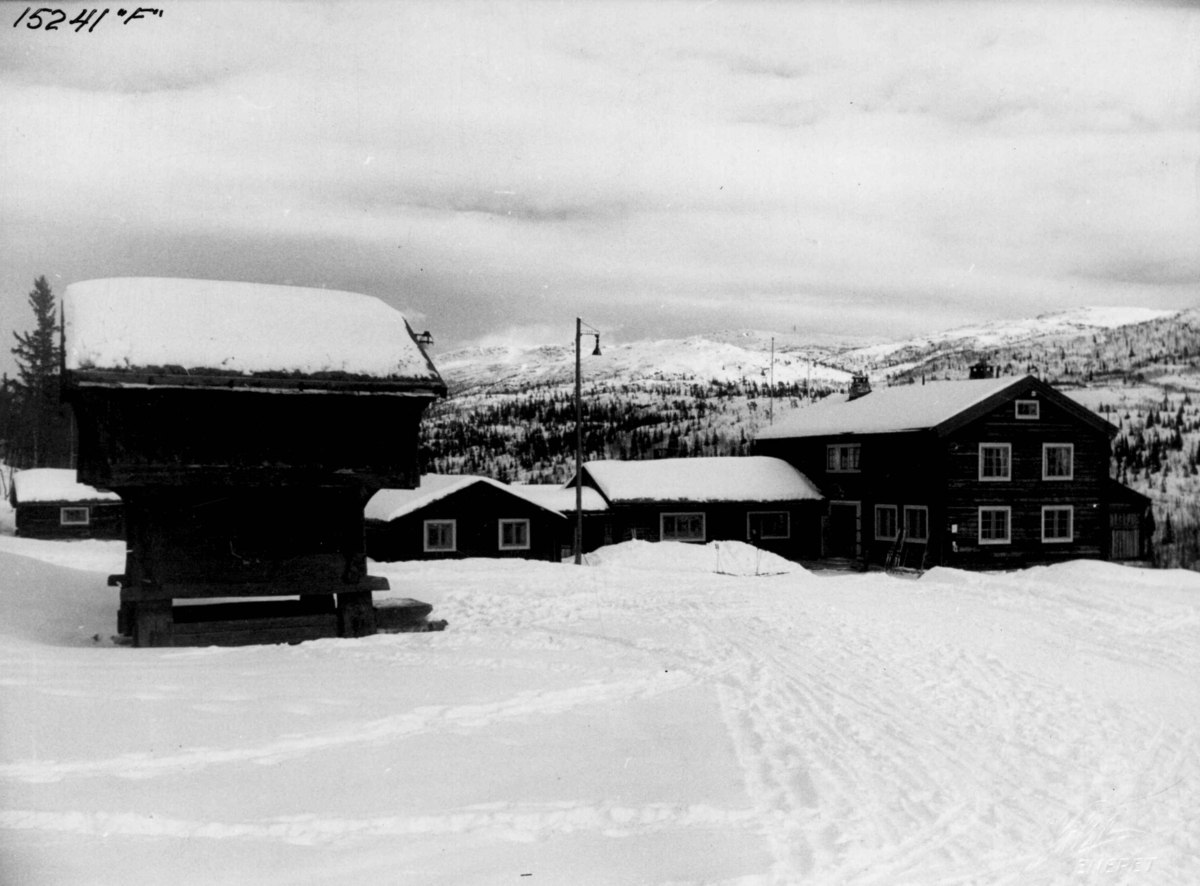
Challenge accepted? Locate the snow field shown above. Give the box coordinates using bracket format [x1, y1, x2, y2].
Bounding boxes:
[0, 536, 1197, 885]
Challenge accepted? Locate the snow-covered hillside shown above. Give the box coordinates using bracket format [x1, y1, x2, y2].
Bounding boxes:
[1, 537, 1198, 885]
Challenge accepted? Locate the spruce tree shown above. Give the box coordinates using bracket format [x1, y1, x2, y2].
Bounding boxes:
[10, 276, 71, 468]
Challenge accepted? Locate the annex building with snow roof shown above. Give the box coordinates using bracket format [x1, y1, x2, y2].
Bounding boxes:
[569, 455, 825, 560]
[10, 468, 124, 540]
[365, 475, 570, 563]
[754, 372, 1150, 569]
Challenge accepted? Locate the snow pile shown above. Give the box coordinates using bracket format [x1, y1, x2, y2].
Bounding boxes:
[583, 456, 822, 503]
[63, 278, 442, 382]
[1, 540, 1198, 885]
[11, 468, 121, 504]
[584, 539, 804, 576]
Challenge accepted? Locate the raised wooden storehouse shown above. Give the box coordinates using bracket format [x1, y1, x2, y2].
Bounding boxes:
[754, 374, 1148, 569]
[61, 277, 446, 646]
[568, 456, 825, 559]
[10, 468, 124, 540]
[365, 475, 568, 562]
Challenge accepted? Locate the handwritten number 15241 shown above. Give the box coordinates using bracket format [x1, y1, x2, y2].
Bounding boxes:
[13, 8, 163, 32]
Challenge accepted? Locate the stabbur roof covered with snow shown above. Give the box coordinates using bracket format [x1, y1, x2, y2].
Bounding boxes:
[62, 278, 444, 393]
[12, 469, 121, 505]
[580, 456, 823, 505]
[757, 374, 1113, 440]
[365, 475, 567, 524]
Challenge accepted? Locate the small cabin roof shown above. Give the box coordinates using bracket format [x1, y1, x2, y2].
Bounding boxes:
[509, 484, 609, 513]
[757, 374, 1112, 439]
[365, 475, 567, 523]
[12, 469, 121, 505]
[62, 277, 444, 392]
[577, 456, 823, 505]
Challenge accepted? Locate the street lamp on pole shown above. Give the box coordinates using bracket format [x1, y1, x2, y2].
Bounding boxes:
[575, 318, 601, 565]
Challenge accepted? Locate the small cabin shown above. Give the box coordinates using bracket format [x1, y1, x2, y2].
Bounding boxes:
[365, 475, 567, 562]
[10, 468, 124, 540]
[568, 456, 825, 560]
[755, 374, 1149, 570]
[61, 277, 446, 646]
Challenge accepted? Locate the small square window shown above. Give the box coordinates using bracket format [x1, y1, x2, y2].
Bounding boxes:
[60, 507, 90, 526]
[979, 444, 1012, 481]
[1042, 506, 1073, 543]
[1015, 400, 1040, 420]
[424, 520, 456, 552]
[978, 507, 1011, 544]
[1043, 444, 1074, 480]
[499, 519, 530, 550]
[874, 505, 898, 541]
[748, 511, 789, 540]
[661, 512, 705, 543]
[903, 506, 929, 543]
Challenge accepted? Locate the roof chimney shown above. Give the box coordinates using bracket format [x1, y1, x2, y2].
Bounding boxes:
[847, 373, 871, 400]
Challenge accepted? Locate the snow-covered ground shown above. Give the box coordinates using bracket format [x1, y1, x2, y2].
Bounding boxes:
[1, 535, 1197, 885]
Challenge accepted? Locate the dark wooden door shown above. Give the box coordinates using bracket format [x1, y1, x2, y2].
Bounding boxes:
[826, 502, 860, 558]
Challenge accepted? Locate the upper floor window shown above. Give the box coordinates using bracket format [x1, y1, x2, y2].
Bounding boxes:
[498, 519, 530, 550]
[424, 519, 456, 552]
[874, 504, 898, 541]
[979, 443, 1012, 481]
[748, 511, 790, 541]
[1015, 400, 1040, 420]
[903, 505, 929, 543]
[661, 512, 705, 543]
[826, 443, 861, 473]
[60, 507, 90, 526]
[1043, 443, 1074, 480]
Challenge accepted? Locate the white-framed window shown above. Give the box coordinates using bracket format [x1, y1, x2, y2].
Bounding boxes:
[874, 504, 898, 540]
[1042, 506, 1073, 543]
[1015, 400, 1040, 420]
[826, 443, 861, 473]
[661, 512, 705, 543]
[903, 505, 929, 543]
[1043, 443, 1074, 480]
[979, 443, 1012, 481]
[60, 506, 90, 526]
[423, 519, 456, 552]
[747, 511, 790, 540]
[498, 518, 530, 550]
[978, 507, 1011, 545]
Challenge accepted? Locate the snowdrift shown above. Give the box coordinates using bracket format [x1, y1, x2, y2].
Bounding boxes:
[583, 539, 805, 576]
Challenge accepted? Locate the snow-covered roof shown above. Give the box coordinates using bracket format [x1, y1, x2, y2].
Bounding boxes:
[12, 469, 121, 504]
[509, 484, 609, 513]
[365, 475, 567, 523]
[63, 277, 443, 385]
[757, 376, 1024, 439]
[580, 456, 823, 504]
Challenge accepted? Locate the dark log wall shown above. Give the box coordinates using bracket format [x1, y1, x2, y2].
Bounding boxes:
[68, 388, 428, 489]
[943, 395, 1110, 568]
[14, 501, 124, 540]
[366, 483, 564, 563]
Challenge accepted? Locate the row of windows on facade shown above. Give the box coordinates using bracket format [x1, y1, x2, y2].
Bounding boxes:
[422, 511, 793, 551]
[872, 503, 1075, 545]
[828, 442, 1075, 480]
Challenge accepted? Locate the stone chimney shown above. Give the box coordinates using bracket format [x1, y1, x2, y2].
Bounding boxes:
[847, 373, 871, 400]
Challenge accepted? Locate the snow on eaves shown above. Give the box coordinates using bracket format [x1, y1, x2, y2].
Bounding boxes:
[365, 475, 568, 523]
[12, 469, 121, 504]
[509, 484, 609, 513]
[582, 456, 823, 504]
[757, 375, 1023, 440]
[63, 278, 442, 382]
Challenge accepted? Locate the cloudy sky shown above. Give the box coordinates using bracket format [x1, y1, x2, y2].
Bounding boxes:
[2, 1, 1198, 374]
